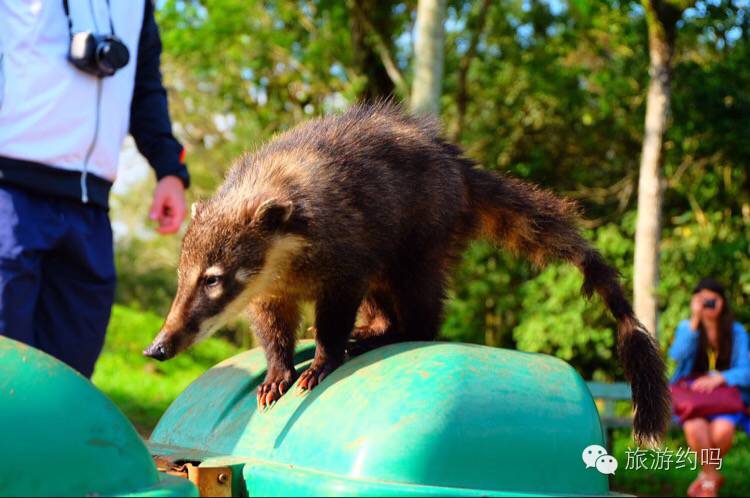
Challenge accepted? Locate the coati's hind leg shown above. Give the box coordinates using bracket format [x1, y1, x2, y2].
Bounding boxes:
[347, 287, 401, 357]
[348, 263, 447, 357]
[249, 297, 300, 409]
[299, 280, 366, 390]
[351, 295, 391, 340]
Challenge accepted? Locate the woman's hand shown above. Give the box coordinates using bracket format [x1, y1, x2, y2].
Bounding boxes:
[690, 294, 704, 331]
[691, 374, 726, 393]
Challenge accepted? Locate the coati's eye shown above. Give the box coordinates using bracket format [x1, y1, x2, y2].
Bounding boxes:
[204, 275, 222, 288]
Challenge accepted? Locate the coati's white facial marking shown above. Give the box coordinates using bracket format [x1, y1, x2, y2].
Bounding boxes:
[204, 265, 223, 277]
[190, 235, 307, 346]
[205, 284, 223, 300]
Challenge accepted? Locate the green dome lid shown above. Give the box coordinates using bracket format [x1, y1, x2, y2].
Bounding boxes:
[151, 341, 612, 496]
[0, 337, 196, 497]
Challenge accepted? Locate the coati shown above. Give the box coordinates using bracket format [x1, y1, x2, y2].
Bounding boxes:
[144, 102, 670, 445]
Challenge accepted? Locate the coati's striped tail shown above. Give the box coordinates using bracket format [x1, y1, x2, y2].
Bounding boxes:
[465, 166, 671, 446]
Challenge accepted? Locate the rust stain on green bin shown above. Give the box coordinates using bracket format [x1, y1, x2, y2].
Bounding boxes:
[150, 341, 614, 496]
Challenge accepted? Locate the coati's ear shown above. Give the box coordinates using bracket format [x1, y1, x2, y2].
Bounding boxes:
[251, 198, 295, 232]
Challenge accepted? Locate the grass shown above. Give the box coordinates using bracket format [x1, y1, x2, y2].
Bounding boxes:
[610, 428, 750, 496]
[92, 305, 241, 434]
[94, 305, 750, 495]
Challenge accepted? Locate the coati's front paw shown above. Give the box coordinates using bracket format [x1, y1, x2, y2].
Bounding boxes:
[257, 370, 297, 409]
[298, 360, 341, 391]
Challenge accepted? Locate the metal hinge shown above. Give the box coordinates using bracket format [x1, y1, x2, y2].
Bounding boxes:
[153, 455, 232, 497]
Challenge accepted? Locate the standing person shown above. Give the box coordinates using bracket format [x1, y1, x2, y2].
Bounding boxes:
[0, 0, 189, 377]
[669, 278, 750, 497]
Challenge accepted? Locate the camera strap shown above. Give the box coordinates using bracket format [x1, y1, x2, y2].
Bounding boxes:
[62, 0, 116, 36]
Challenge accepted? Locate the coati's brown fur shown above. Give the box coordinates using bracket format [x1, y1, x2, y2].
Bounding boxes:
[145, 102, 670, 445]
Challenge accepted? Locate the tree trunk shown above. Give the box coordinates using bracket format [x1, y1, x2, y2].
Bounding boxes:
[411, 0, 447, 115]
[633, 0, 681, 337]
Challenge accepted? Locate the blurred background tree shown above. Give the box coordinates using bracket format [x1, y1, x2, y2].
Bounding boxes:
[112, 0, 750, 383]
[633, 0, 693, 338]
[412, 0, 447, 113]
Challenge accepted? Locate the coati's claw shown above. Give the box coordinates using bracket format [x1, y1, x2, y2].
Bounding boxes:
[257, 378, 293, 409]
[297, 369, 315, 391]
[257, 388, 278, 410]
[297, 362, 338, 391]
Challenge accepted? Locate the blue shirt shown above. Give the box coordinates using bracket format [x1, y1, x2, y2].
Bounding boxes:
[668, 319, 750, 403]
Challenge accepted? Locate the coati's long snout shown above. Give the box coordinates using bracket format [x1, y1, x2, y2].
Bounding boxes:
[144, 322, 194, 361]
[143, 332, 176, 361]
[144, 307, 201, 362]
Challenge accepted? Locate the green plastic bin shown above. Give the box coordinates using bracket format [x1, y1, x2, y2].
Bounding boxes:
[0, 337, 197, 497]
[150, 341, 615, 496]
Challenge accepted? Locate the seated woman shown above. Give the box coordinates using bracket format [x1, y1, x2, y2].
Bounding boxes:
[669, 278, 750, 498]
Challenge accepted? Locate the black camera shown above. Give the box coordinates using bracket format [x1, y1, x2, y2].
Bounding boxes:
[68, 32, 130, 78]
[704, 298, 717, 309]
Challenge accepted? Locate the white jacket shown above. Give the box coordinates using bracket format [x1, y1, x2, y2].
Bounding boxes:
[0, 0, 187, 208]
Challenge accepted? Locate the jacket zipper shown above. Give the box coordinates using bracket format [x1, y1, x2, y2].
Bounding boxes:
[81, 78, 103, 204]
[80, 0, 104, 204]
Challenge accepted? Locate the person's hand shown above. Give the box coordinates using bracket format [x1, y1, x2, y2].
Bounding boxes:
[691, 374, 725, 393]
[150, 176, 186, 234]
[690, 294, 704, 331]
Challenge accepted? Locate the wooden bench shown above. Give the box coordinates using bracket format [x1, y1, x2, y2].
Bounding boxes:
[586, 381, 633, 452]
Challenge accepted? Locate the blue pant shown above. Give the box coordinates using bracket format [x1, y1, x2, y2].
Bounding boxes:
[0, 185, 115, 377]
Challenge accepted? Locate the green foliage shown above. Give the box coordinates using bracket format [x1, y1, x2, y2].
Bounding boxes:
[114, 236, 179, 316]
[441, 241, 532, 347]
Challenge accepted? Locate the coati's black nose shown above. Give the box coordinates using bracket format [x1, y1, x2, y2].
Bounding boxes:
[143, 343, 170, 361]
